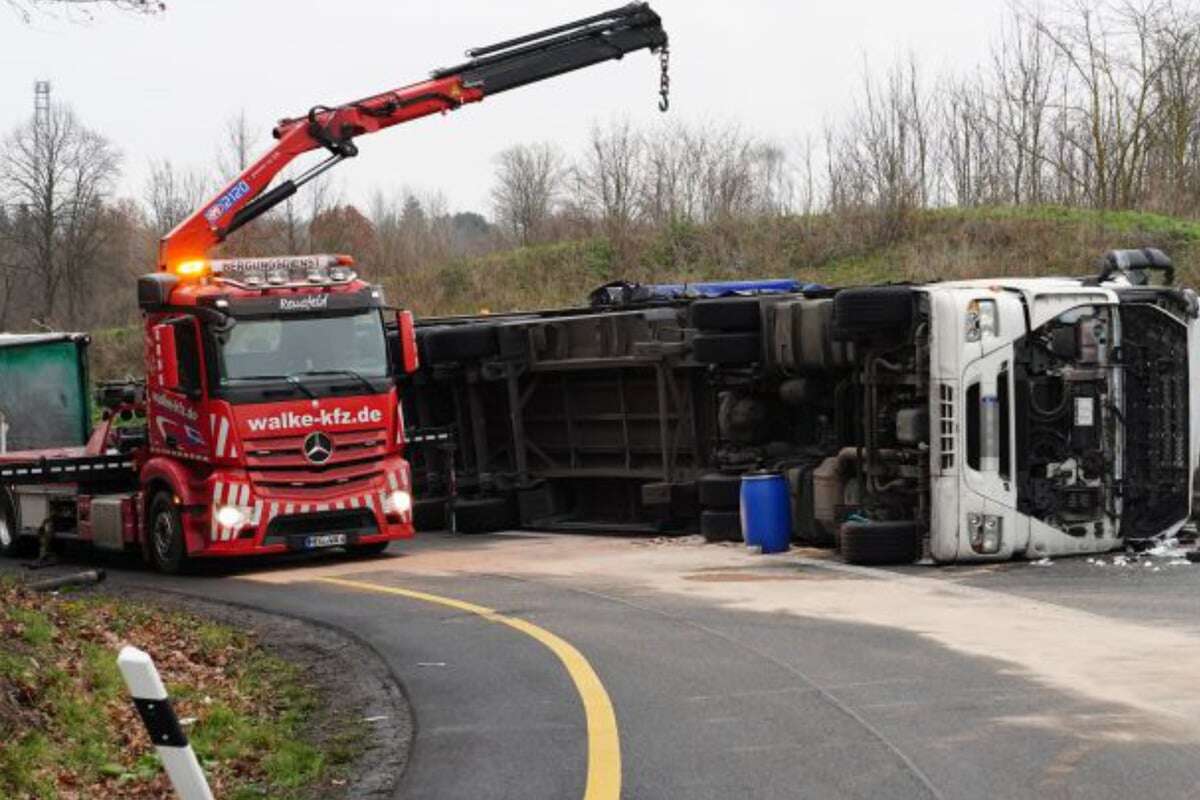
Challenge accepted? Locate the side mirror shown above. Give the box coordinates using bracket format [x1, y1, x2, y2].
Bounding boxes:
[397, 310, 420, 374]
[152, 323, 181, 392]
[138, 273, 179, 312]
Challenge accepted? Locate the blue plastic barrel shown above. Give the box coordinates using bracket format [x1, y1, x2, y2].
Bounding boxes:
[740, 472, 792, 554]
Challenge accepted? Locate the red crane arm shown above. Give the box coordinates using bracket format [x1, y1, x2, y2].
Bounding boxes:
[159, 3, 667, 271]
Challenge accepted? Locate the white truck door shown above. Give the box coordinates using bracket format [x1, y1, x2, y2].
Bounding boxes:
[955, 293, 1030, 559]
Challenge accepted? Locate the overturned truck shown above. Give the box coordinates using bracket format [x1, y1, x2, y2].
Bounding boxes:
[402, 249, 1199, 565]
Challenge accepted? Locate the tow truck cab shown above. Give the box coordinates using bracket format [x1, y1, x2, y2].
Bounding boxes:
[0, 255, 419, 572]
[131, 255, 419, 569]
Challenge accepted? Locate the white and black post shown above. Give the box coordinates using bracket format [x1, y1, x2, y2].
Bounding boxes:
[117, 645, 214, 800]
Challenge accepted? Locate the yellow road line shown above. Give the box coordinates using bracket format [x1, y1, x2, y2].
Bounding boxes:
[317, 576, 621, 800]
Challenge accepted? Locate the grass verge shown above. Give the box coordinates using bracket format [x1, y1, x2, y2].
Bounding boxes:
[0, 578, 361, 799]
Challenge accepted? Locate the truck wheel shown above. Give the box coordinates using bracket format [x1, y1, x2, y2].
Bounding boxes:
[700, 510, 743, 543]
[693, 332, 762, 365]
[832, 287, 914, 341]
[348, 540, 391, 556]
[452, 496, 516, 535]
[422, 324, 499, 364]
[839, 521, 919, 566]
[690, 298, 761, 332]
[698, 473, 742, 510]
[148, 492, 189, 574]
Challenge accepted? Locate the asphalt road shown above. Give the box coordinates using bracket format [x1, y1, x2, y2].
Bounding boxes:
[16, 532, 1200, 799]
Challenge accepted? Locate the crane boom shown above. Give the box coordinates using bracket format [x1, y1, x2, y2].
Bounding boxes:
[159, 3, 668, 271]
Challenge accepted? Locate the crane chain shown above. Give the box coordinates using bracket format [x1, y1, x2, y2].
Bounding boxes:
[658, 44, 670, 112]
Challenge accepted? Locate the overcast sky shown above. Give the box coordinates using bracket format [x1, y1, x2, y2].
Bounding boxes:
[1, 0, 1009, 216]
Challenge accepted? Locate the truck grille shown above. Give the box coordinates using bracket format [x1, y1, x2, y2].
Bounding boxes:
[1120, 305, 1190, 538]
[937, 384, 956, 471]
[242, 428, 388, 492]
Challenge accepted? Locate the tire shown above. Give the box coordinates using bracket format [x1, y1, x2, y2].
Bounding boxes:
[348, 540, 390, 556]
[148, 492, 189, 574]
[422, 324, 499, 364]
[839, 521, 919, 566]
[832, 287, 915, 341]
[700, 510, 743, 543]
[698, 473, 742, 510]
[690, 298, 761, 332]
[0, 491, 33, 558]
[452, 496, 516, 535]
[693, 332, 762, 365]
[413, 497, 448, 531]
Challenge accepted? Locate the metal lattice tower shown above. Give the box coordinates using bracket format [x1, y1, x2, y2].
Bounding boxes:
[34, 80, 51, 136]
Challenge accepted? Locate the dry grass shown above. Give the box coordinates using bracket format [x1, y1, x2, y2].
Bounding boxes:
[0, 579, 353, 799]
[90, 205, 1200, 377]
[384, 205, 1200, 319]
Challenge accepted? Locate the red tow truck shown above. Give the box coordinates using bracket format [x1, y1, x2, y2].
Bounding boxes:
[0, 4, 669, 572]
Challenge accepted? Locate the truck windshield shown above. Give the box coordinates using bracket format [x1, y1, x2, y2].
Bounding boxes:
[218, 311, 388, 384]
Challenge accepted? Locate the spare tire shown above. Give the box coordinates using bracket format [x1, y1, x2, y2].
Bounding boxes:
[832, 287, 915, 341]
[423, 324, 500, 364]
[700, 510, 743, 543]
[693, 332, 762, 365]
[839, 520, 920, 565]
[690, 298, 762, 332]
[698, 473, 742, 509]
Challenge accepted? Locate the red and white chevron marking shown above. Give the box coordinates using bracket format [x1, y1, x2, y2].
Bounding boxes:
[209, 470, 410, 543]
[209, 413, 238, 459]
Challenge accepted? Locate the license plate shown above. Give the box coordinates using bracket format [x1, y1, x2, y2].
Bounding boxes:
[304, 533, 348, 549]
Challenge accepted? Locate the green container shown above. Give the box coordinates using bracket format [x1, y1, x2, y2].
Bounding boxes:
[0, 333, 91, 453]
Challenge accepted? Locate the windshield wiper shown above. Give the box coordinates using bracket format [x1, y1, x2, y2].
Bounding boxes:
[225, 374, 288, 382]
[285, 374, 319, 400]
[295, 369, 378, 394]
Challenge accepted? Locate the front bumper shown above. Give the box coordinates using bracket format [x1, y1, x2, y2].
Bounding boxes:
[184, 460, 415, 557]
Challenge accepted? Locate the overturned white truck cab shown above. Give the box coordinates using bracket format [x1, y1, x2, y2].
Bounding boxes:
[402, 249, 1198, 565]
[820, 249, 1198, 563]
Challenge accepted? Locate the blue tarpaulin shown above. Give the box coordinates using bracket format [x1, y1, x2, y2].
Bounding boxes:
[589, 279, 826, 307]
[641, 279, 824, 298]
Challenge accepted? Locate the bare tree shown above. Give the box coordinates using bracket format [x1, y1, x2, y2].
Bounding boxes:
[991, 6, 1057, 204]
[0, 104, 120, 325]
[827, 56, 933, 238]
[217, 110, 261, 178]
[491, 143, 563, 245]
[573, 120, 645, 243]
[1142, 1, 1200, 212]
[144, 158, 208, 236]
[1035, 0, 1165, 208]
[4, 0, 163, 23]
[0, 206, 17, 328]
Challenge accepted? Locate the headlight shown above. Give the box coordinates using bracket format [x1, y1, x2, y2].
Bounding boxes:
[215, 505, 245, 528]
[968, 512, 1003, 554]
[385, 490, 412, 516]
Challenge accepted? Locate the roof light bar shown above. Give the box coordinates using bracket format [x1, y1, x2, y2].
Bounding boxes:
[173, 259, 210, 279]
[207, 255, 357, 289]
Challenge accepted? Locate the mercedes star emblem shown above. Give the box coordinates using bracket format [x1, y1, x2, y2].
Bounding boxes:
[303, 432, 333, 464]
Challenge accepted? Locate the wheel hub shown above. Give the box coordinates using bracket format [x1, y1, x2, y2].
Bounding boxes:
[153, 511, 173, 563]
